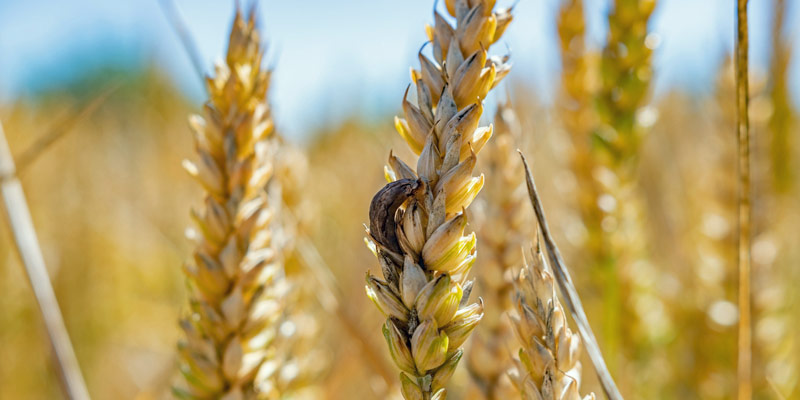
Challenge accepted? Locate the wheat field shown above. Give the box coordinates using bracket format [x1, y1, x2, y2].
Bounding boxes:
[0, 0, 798, 399]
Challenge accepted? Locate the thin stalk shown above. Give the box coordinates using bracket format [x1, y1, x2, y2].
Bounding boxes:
[519, 152, 623, 400]
[0, 120, 91, 400]
[15, 83, 120, 174]
[735, 1, 752, 399]
[157, 0, 206, 87]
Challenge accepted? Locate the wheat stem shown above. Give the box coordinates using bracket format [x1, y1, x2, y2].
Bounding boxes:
[0, 120, 91, 400]
[735, 1, 752, 399]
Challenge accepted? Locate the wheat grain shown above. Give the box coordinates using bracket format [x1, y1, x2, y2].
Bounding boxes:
[175, 9, 287, 399]
[465, 101, 526, 399]
[507, 245, 595, 400]
[365, 1, 513, 398]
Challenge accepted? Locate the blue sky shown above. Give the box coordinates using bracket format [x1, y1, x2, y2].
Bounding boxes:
[0, 0, 797, 138]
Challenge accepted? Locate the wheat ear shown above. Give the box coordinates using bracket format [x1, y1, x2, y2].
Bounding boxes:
[592, 1, 664, 390]
[596, 0, 656, 158]
[175, 9, 286, 399]
[365, 1, 513, 398]
[466, 100, 526, 398]
[555, 0, 607, 268]
[508, 245, 595, 400]
[520, 153, 623, 400]
[272, 143, 331, 396]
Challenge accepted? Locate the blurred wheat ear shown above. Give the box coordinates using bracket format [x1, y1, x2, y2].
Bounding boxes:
[174, 8, 289, 398]
[0, 120, 91, 400]
[519, 152, 623, 400]
[465, 100, 527, 399]
[507, 243, 595, 400]
[159, 0, 399, 392]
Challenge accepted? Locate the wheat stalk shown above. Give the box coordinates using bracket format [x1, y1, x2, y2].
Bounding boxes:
[175, 9, 288, 399]
[508, 244, 595, 400]
[735, 1, 752, 399]
[0, 120, 91, 400]
[465, 100, 526, 399]
[365, 1, 513, 398]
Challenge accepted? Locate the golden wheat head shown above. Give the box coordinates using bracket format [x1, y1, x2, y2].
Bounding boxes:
[175, 9, 286, 399]
[364, 1, 513, 398]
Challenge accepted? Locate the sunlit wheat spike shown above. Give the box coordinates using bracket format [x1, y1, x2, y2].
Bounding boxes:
[365, 0, 513, 398]
[465, 101, 527, 399]
[585, 0, 666, 394]
[555, 0, 605, 264]
[596, 0, 657, 158]
[508, 246, 595, 400]
[175, 8, 287, 399]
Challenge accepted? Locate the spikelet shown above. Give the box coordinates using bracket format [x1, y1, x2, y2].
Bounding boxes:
[365, 1, 513, 398]
[465, 101, 527, 398]
[508, 246, 595, 400]
[175, 9, 286, 399]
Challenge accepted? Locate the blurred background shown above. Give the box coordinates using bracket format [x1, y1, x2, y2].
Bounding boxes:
[0, 0, 797, 399]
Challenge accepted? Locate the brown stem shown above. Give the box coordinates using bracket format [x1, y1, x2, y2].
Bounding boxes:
[735, 1, 752, 399]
